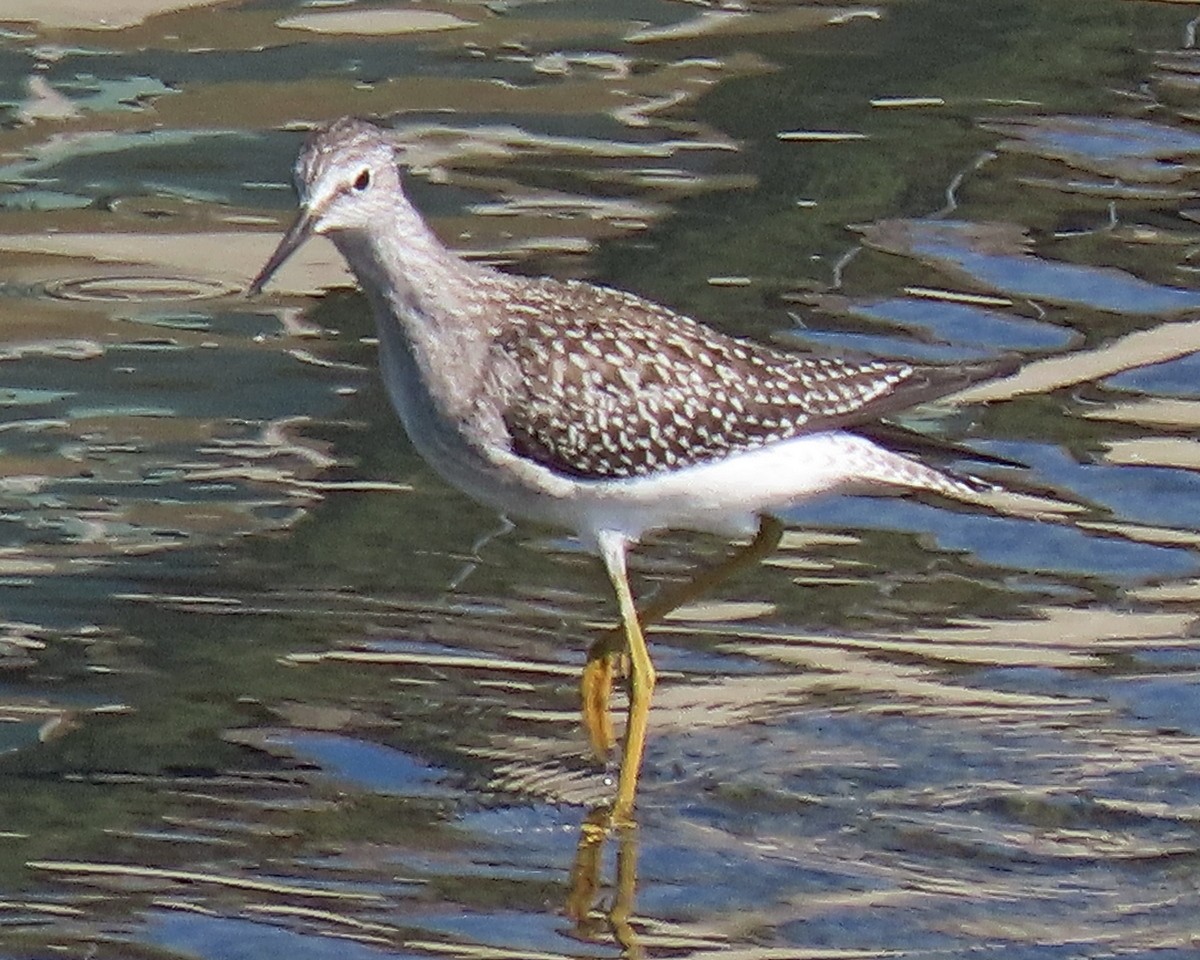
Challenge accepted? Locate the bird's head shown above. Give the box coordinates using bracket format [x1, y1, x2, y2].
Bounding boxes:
[248, 117, 402, 295]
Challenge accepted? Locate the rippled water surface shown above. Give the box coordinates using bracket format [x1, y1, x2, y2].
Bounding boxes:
[3, 1, 1200, 957]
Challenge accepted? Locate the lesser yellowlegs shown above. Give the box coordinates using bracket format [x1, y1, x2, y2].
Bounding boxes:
[249, 117, 1012, 823]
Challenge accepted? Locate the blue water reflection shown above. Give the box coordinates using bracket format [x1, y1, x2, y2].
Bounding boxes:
[146, 911, 412, 960]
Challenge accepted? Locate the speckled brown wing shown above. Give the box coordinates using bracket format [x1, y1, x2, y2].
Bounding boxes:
[492, 279, 996, 481]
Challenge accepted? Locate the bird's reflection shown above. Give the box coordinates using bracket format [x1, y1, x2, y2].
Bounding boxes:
[566, 806, 643, 957]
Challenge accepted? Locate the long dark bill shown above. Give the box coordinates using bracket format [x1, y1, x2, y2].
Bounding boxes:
[247, 207, 315, 296]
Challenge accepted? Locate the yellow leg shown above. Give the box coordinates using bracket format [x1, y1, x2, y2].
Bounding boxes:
[569, 520, 786, 946]
[581, 516, 785, 760]
[581, 645, 617, 759]
[598, 531, 656, 826]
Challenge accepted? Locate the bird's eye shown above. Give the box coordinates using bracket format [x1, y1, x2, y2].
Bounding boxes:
[353, 169, 371, 191]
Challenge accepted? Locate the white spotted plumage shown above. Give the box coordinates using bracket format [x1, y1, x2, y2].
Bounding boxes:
[478, 273, 958, 482]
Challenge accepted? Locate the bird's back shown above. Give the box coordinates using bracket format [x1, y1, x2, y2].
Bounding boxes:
[473, 274, 1003, 483]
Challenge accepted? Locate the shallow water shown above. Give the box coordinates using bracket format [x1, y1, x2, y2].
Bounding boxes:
[2, 1, 1200, 957]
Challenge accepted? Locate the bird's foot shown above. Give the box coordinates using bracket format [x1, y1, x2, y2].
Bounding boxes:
[581, 648, 619, 758]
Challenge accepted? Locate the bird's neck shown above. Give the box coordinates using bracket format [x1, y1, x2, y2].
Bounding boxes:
[334, 198, 473, 317]
[329, 199, 496, 419]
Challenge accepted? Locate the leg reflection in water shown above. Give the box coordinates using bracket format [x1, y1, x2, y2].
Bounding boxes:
[567, 807, 643, 957]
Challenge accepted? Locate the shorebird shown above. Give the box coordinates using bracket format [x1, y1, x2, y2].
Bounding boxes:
[248, 116, 1011, 823]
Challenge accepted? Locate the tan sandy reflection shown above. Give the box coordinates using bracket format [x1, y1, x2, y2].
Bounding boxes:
[958, 318, 1200, 404]
[278, 9, 478, 35]
[1, 0, 237, 30]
